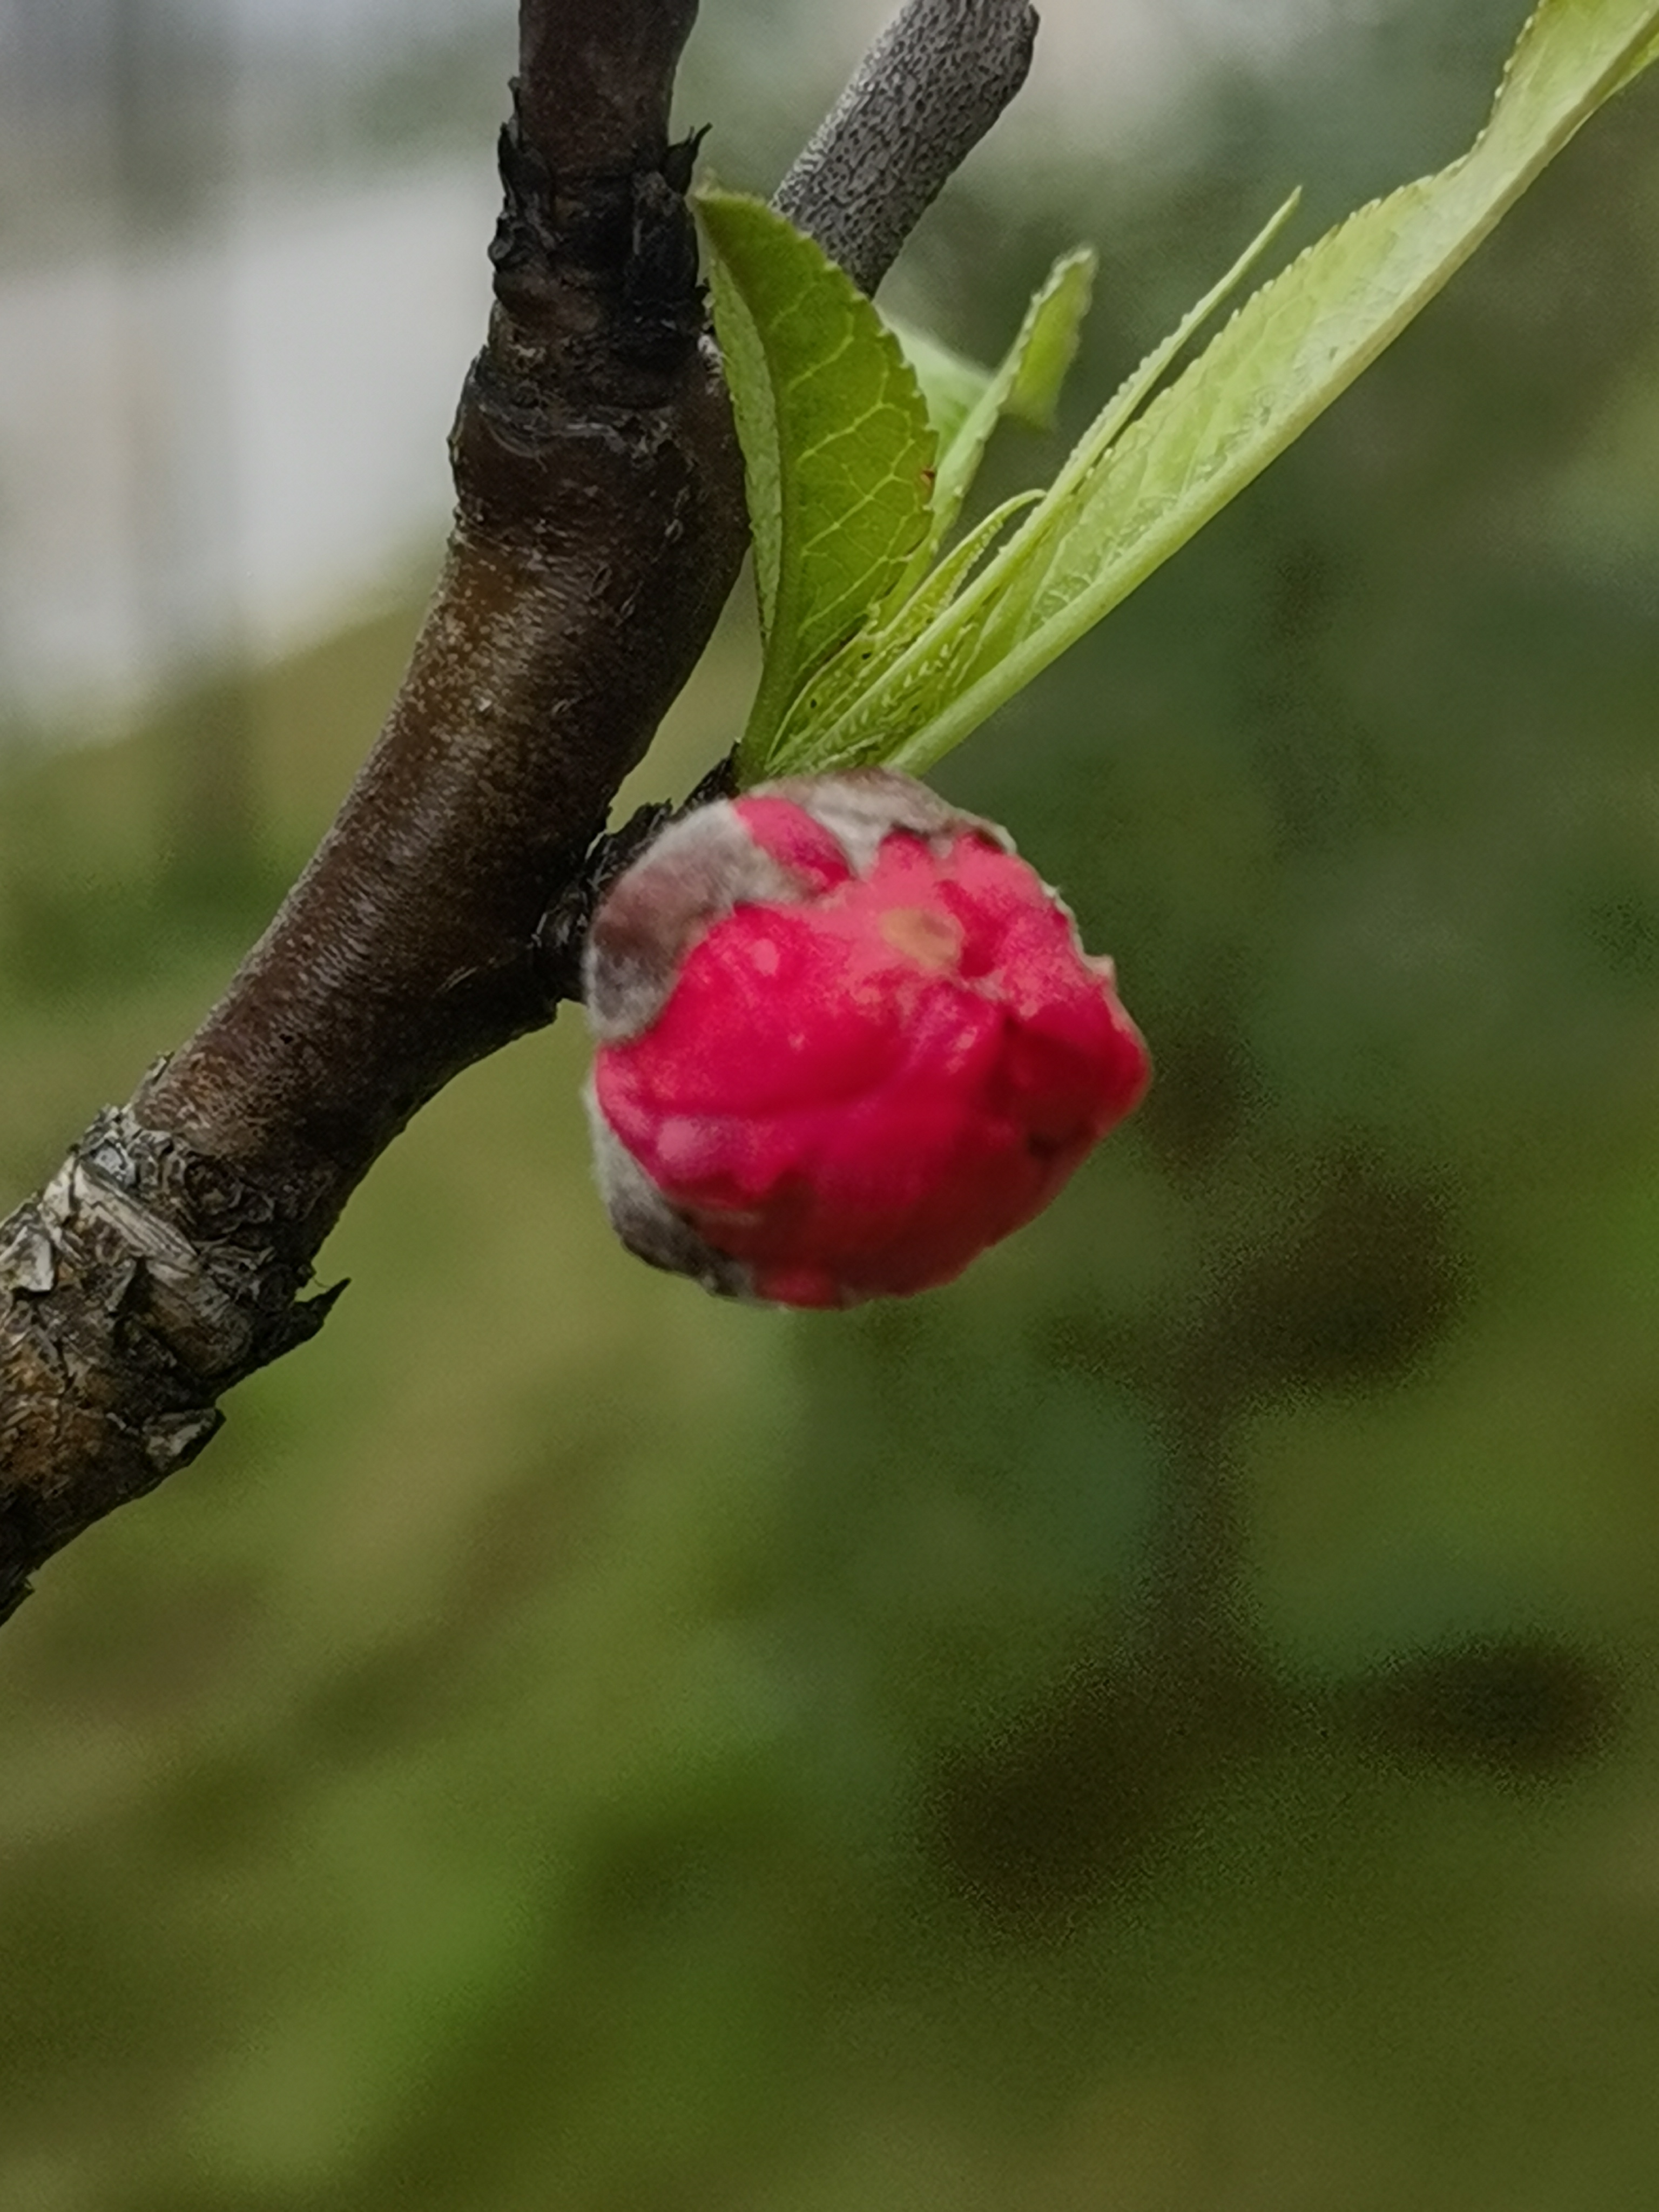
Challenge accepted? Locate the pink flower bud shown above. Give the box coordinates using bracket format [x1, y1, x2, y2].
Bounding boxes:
[583, 768, 1150, 1307]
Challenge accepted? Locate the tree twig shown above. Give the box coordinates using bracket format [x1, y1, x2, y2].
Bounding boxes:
[0, 0, 1038, 1623]
[776, 0, 1037, 296]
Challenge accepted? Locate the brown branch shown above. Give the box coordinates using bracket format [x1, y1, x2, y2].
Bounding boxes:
[0, 0, 1038, 1623]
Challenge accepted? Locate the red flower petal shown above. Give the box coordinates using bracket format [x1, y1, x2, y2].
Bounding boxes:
[586, 773, 1150, 1306]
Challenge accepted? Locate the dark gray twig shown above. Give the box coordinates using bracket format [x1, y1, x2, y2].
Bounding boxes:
[775, 0, 1038, 295]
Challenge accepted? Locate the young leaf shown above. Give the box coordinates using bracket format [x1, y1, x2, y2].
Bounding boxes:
[785, 193, 1302, 773]
[884, 320, 993, 451]
[703, 231, 785, 646]
[778, 0, 1659, 782]
[927, 247, 1096, 552]
[697, 191, 937, 783]
[769, 491, 1043, 768]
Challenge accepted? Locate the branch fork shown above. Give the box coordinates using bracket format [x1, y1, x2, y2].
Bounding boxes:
[0, 0, 1037, 1620]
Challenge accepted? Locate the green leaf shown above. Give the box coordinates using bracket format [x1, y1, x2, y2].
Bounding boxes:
[697, 190, 938, 783]
[780, 0, 1659, 782]
[770, 491, 1042, 764]
[927, 248, 1096, 552]
[703, 234, 784, 644]
[884, 320, 993, 451]
[774, 192, 1300, 774]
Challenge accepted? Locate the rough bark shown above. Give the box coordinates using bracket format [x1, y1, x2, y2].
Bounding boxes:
[0, 0, 1038, 1622]
[775, 0, 1036, 299]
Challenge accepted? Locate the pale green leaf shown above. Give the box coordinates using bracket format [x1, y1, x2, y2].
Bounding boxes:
[1002, 253, 1098, 430]
[884, 321, 993, 451]
[767, 212, 1282, 781]
[792, 192, 1301, 770]
[789, 0, 1659, 780]
[769, 491, 1042, 770]
[696, 190, 937, 783]
[927, 248, 1096, 552]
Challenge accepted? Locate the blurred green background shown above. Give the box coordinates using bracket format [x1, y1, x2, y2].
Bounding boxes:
[5, 3, 1659, 2206]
